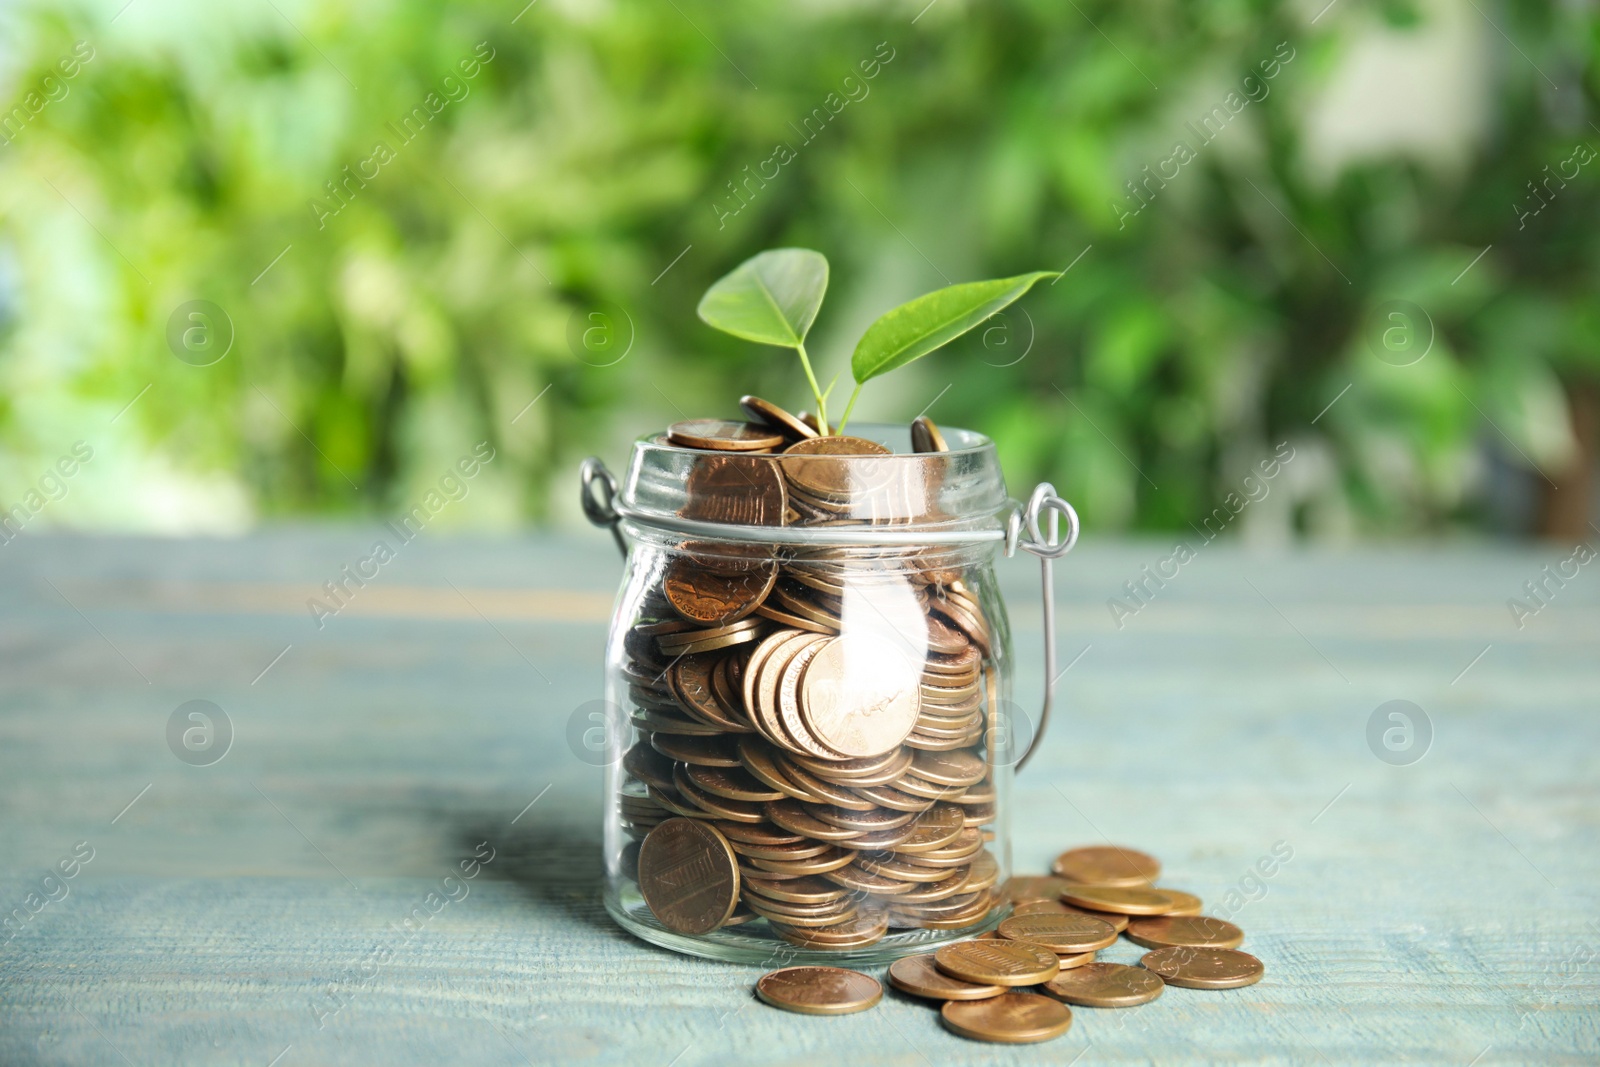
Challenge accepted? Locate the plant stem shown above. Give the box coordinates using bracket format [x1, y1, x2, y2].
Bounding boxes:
[835, 382, 864, 434]
[795, 342, 828, 434]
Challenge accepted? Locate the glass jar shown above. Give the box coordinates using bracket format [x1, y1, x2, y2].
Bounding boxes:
[579, 423, 1076, 965]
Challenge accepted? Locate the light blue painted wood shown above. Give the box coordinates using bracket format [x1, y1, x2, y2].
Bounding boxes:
[0, 531, 1596, 1065]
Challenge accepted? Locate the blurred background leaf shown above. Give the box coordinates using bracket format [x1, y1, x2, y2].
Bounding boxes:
[0, 0, 1595, 539]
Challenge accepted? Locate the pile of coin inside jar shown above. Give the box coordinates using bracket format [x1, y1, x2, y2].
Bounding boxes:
[621, 399, 1004, 949]
[751, 845, 1267, 1044]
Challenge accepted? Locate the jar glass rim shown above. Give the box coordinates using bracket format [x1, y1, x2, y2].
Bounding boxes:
[616, 422, 1013, 544]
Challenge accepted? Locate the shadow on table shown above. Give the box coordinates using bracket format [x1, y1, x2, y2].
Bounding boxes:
[447, 811, 625, 941]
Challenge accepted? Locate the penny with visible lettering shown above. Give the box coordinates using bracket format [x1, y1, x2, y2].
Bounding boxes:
[935, 938, 1061, 987]
[998, 913, 1119, 954]
[637, 818, 740, 934]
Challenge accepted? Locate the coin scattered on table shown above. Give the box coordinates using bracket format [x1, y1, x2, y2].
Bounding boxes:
[940, 992, 1073, 1044]
[1052, 845, 1160, 886]
[1140, 946, 1265, 989]
[1059, 884, 1175, 915]
[935, 938, 1061, 987]
[1042, 962, 1166, 1008]
[1154, 888, 1203, 915]
[1125, 915, 1245, 951]
[997, 913, 1119, 953]
[755, 966, 883, 1015]
[887, 954, 1004, 1001]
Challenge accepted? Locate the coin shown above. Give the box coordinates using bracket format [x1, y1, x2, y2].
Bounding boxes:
[741, 874, 849, 905]
[887, 953, 1004, 1001]
[765, 800, 863, 843]
[1057, 950, 1097, 970]
[935, 938, 1060, 987]
[1125, 915, 1244, 951]
[780, 436, 893, 499]
[668, 419, 785, 452]
[998, 913, 1119, 953]
[1042, 962, 1165, 1008]
[663, 553, 776, 626]
[1056, 904, 1130, 933]
[1052, 845, 1160, 887]
[910, 416, 949, 454]
[755, 966, 882, 1015]
[682, 454, 787, 527]
[1059, 885, 1175, 916]
[637, 818, 741, 935]
[1002, 876, 1075, 904]
[893, 803, 967, 853]
[1140, 946, 1264, 989]
[773, 911, 889, 948]
[682, 763, 783, 803]
[799, 634, 919, 758]
[650, 732, 741, 768]
[940, 992, 1072, 1044]
[1154, 888, 1203, 916]
[740, 396, 817, 441]
[750, 844, 858, 876]
[909, 749, 987, 788]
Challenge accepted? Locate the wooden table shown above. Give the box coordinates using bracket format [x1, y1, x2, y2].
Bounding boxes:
[2, 531, 1596, 1065]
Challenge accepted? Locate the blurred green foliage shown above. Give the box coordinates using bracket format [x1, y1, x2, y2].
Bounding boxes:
[0, 0, 1595, 536]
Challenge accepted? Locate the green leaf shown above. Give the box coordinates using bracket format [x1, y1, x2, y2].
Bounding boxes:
[851, 271, 1058, 383]
[696, 248, 829, 348]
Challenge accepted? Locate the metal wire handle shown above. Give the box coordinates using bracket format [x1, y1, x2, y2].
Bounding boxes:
[579, 457, 626, 557]
[1004, 482, 1080, 772]
[578, 459, 1079, 773]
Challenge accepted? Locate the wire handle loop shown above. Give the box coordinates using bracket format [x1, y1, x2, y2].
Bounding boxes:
[579, 457, 627, 558]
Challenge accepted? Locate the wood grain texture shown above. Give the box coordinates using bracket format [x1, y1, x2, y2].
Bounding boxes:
[1, 531, 1597, 1065]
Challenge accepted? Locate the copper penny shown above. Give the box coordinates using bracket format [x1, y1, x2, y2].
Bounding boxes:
[1057, 949, 1098, 970]
[1060, 884, 1175, 916]
[888, 953, 1004, 1001]
[910, 415, 949, 454]
[1155, 888, 1203, 915]
[1057, 904, 1130, 933]
[940, 992, 1072, 1044]
[682, 453, 787, 527]
[780, 435, 894, 500]
[800, 634, 920, 758]
[755, 966, 882, 1015]
[637, 818, 740, 935]
[1140, 946, 1264, 989]
[1052, 845, 1160, 887]
[998, 913, 1119, 954]
[1002, 876, 1075, 904]
[740, 396, 817, 441]
[909, 749, 987, 788]
[1042, 962, 1165, 1008]
[935, 938, 1060, 987]
[663, 553, 776, 625]
[1125, 915, 1244, 951]
[668, 418, 785, 452]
